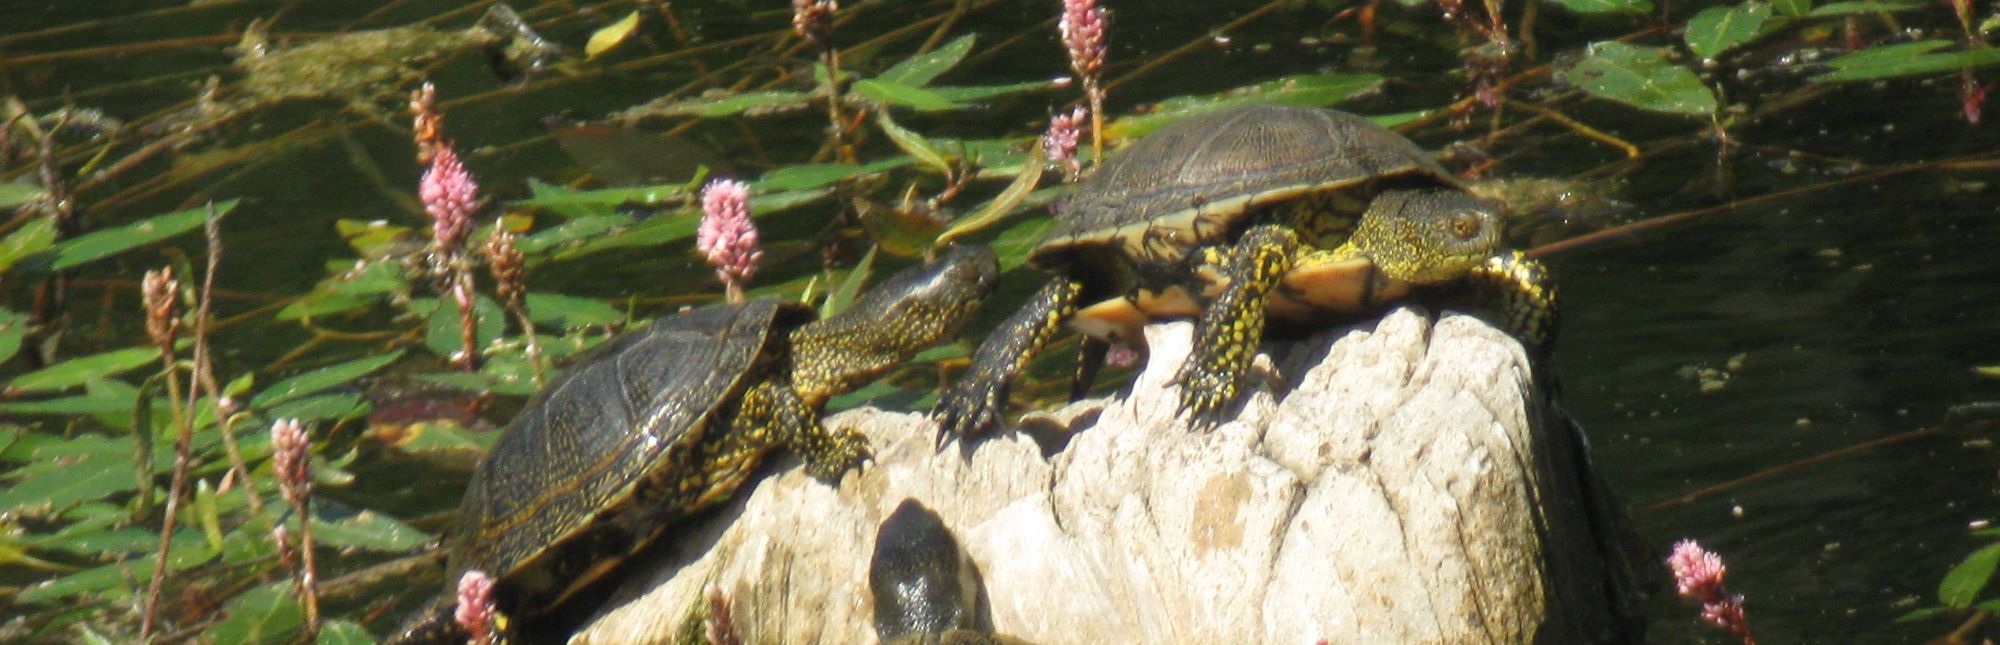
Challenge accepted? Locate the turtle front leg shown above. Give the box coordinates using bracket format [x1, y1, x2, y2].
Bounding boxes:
[932, 277, 1083, 442]
[1460, 250, 1559, 355]
[730, 379, 870, 484]
[1175, 223, 1302, 424]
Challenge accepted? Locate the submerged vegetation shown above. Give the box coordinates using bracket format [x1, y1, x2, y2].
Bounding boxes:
[2, 0, 1999, 642]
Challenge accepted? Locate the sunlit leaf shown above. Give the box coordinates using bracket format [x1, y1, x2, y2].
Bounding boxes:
[585, 10, 641, 60]
[855, 79, 959, 111]
[5, 346, 158, 394]
[1549, 0, 1653, 13]
[821, 246, 877, 318]
[876, 111, 953, 176]
[881, 34, 978, 87]
[1941, 542, 2000, 608]
[1772, 0, 1812, 15]
[1685, 2, 1773, 60]
[937, 144, 1045, 246]
[989, 211, 1059, 272]
[308, 510, 430, 552]
[0, 308, 25, 365]
[0, 182, 46, 209]
[1567, 42, 1718, 117]
[206, 582, 304, 644]
[0, 461, 135, 517]
[20, 200, 237, 272]
[1895, 606, 1949, 623]
[518, 215, 629, 256]
[1976, 365, 2000, 379]
[551, 213, 695, 261]
[0, 533, 68, 571]
[1807, 0, 1922, 15]
[1106, 73, 1385, 140]
[0, 217, 58, 274]
[333, 218, 414, 256]
[1815, 40, 2000, 82]
[252, 351, 404, 409]
[515, 182, 689, 209]
[385, 419, 498, 470]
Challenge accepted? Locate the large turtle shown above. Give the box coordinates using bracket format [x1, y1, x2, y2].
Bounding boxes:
[933, 104, 1554, 436]
[388, 245, 998, 643]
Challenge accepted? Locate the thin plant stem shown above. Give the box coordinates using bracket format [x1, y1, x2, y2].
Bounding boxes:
[189, 210, 260, 519]
[136, 347, 187, 641]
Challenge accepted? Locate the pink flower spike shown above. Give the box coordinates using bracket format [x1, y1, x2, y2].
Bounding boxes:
[421, 144, 479, 253]
[698, 179, 762, 302]
[455, 570, 498, 645]
[1043, 106, 1086, 179]
[270, 418, 311, 506]
[1666, 539, 1755, 644]
[1059, 0, 1107, 84]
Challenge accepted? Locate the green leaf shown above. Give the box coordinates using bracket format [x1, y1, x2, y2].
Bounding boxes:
[1815, 41, 2000, 82]
[989, 210, 1060, 272]
[206, 583, 304, 644]
[251, 351, 404, 409]
[423, 296, 505, 362]
[307, 510, 430, 552]
[1895, 606, 1950, 623]
[0, 308, 26, 366]
[0, 462, 135, 517]
[265, 392, 367, 422]
[1107, 73, 1385, 140]
[0, 182, 46, 209]
[821, 246, 877, 318]
[876, 112, 953, 176]
[5, 346, 158, 393]
[1941, 542, 2000, 608]
[23, 200, 237, 272]
[927, 80, 1059, 103]
[755, 158, 912, 192]
[938, 144, 1046, 246]
[854, 79, 959, 111]
[194, 479, 225, 551]
[525, 293, 624, 329]
[1772, 0, 1812, 16]
[879, 34, 977, 87]
[16, 530, 210, 603]
[1567, 42, 1718, 117]
[1549, 0, 1654, 13]
[0, 217, 58, 274]
[628, 90, 812, 118]
[1685, 2, 1773, 59]
[1807, 0, 1922, 15]
[319, 620, 376, 645]
[515, 181, 689, 208]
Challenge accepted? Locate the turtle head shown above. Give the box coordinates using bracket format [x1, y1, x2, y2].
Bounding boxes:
[789, 244, 998, 404]
[1350, 188, 1504, 284]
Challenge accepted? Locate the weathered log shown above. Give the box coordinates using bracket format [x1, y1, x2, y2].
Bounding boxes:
[572, 307, 1650, 644]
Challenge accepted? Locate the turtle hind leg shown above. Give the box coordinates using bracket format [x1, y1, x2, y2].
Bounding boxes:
[1175, 223, 1302, 426]
[931, 277, 1084, 443]
[1462, 250, 1559, 356]
[728, 379, 868, 484]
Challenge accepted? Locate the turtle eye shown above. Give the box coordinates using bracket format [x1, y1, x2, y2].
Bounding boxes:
[1449, 211, 1483, 240]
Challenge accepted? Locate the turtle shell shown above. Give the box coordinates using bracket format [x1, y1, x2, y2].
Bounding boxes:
[445, 299, 816, 613]
[1033, 104, 1463, 271]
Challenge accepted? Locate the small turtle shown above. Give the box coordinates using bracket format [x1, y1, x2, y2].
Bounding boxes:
[871, 498, 1030, 645]
[388, 245, 999, 643]
[933, 104, 1554, 436]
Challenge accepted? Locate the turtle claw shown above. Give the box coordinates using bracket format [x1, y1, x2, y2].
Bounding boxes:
[931, 376, 1007, 448]
[1172, 362, 1239, 430]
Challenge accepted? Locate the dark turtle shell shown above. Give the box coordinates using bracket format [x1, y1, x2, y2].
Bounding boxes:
[1033, 104, 1463, 271]
[445, 299, 816, 612]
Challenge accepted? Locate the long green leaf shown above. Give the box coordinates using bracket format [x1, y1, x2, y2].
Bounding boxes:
[855, 79, 959, 111]
[1816, 41, 2000, 82]
[879, 34, 977, 87]
[1549, 0, 1654, 13]
[876, 112, 953, 176]
[937, 143, 1045, 246]
[5, 346, 159, 393]
[0, 182, 45, 209]
[1942, 542, 2000, 608]
[28, 200, 237, 272]
[0, 217, 57, 274]
[251, 351, 404, 408]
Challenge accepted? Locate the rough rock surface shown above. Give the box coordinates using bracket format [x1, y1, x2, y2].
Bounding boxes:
[573, 307, 1649, 644]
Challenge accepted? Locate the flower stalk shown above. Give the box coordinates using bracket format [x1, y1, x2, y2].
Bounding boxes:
[412, 83, 484, 371]
[137, 267, 184, 642]
[1059, 0, 1108, 163]
[271, 418, 322, 640]
[793, 0, 853, 162]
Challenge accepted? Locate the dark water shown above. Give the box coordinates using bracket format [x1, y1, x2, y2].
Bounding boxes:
[5, 1, 1998, 642]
